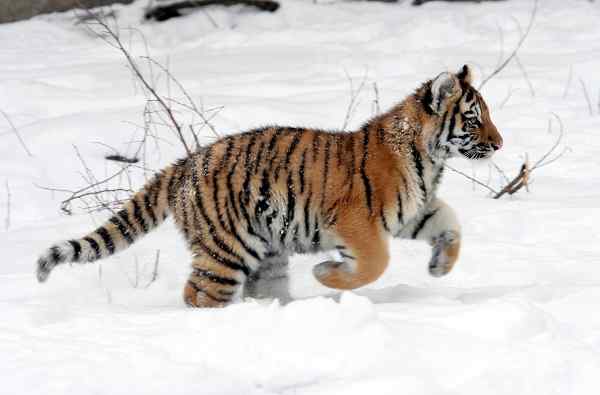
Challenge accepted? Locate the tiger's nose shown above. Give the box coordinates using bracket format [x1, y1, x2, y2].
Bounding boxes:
[491, 141, 502, 151]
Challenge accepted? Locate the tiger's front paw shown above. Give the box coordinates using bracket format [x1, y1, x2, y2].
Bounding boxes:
[428, 231, 460, 277]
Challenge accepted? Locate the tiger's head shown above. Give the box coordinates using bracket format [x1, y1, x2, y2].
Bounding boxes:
[422, 65, 503, 161]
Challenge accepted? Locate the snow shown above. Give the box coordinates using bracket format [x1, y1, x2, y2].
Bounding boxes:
[2, 0, 600, 393]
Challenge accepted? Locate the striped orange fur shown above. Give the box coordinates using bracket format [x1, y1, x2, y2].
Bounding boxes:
[37, 65, 502, 307]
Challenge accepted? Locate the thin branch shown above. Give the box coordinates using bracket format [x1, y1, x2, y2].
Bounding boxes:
[514, 54, 535, 97]
[0, 109, 33, 157]
[141, 56, 221, 138]
[580, 78, 594, 116]
[450, 114, 568, 200]
[531, 113, 567, 170]
[341, 68, 368, 130]
[372, 82, 380, 116]
[445, 163, 499, 195]
[479, 0, 538, 90]
[144, 250, 161, 288]
[80, 8, 193, 155]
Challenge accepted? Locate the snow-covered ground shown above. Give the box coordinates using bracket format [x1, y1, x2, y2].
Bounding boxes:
[2, 0, 600, 393]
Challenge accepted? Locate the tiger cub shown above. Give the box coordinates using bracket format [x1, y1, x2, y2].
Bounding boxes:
[37, 65, 502, 307]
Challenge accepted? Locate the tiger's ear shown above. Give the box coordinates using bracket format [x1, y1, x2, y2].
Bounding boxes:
[456, 64, 473, 85]
[429, 72, 461, 115]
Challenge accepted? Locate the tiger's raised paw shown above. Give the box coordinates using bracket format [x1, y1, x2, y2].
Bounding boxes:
[428, 231, 461, 277]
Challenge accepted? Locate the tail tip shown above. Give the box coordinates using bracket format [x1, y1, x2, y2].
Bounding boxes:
[36, 246, 62, 283]
[36, 257, 53, 283]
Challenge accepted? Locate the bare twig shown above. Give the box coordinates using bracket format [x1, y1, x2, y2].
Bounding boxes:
[36, 155, 134, 215]
[144, 249, 160, 288]
[450, 114, 568, 200]
[492, 113, 567, 198]
[341, 69, 368, 130]
[580, 78, 594, 116]
[80, 8, 193, 155]
[141, 56, 221, 138]
[479, 0, 538, 90]
[499, 87, 517, 109]
[493, 161, 529, 199]
[372, 82, 380, 116]
[514, 55, 535, 97]
[445, 163, 499, 195]
[1, 109, 33, 157]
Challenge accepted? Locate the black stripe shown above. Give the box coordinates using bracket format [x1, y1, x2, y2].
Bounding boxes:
[224, 199, 261, 261]
[226, 153, 241, 221]
[50, 246, 61, 263]
[299, 149, 307, 194]
[376, 124, 385, 144]
[84, 237, 100, 260]
[212, 139, 234, 231]
[152, 172, 163, 208]
[411, 143, 427, 199]
[117, 209, 138, 239]
[311, 214, 320, 248]
[68, 240, 81, 261]
[237, 190, 268, 244]
[109, 216, 134, 245]
[303, 190, 312, 238]
[280, 172, 296, 244]
[96, 227, 115, 255]
[321, 138, 331, 206]
[192, 267, 239, 286]
[412, 209, 439, 239]
[380, 208, 390, 232]
[132, 198, 149, 233]
[340, 252, 356, 261]
[193, 237, 250, 276]
[396, 192, 404, 225]
[335, 245, 346, 250]
[422, 81, 434, 115]
[359, 130, 373, 215]
[187, 280, 231, 303]
[276, 132, 301, 180]
[253, 140, 267, 174]
[465, 88, 474, 102]
[192, 161, 249, 274]
[241, 133, 258, 205]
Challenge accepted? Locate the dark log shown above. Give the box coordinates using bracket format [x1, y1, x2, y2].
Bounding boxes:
[145, 0, 280, 22]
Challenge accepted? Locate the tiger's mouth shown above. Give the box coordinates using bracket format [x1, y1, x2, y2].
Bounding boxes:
[458, 145, 497, 160]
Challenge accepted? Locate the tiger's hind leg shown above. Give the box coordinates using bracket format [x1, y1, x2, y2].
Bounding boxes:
[244, 255, 291, 304]
[183, 256, 245, 308]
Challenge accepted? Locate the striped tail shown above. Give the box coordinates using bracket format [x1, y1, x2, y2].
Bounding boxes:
[36, 167, 174, 283]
